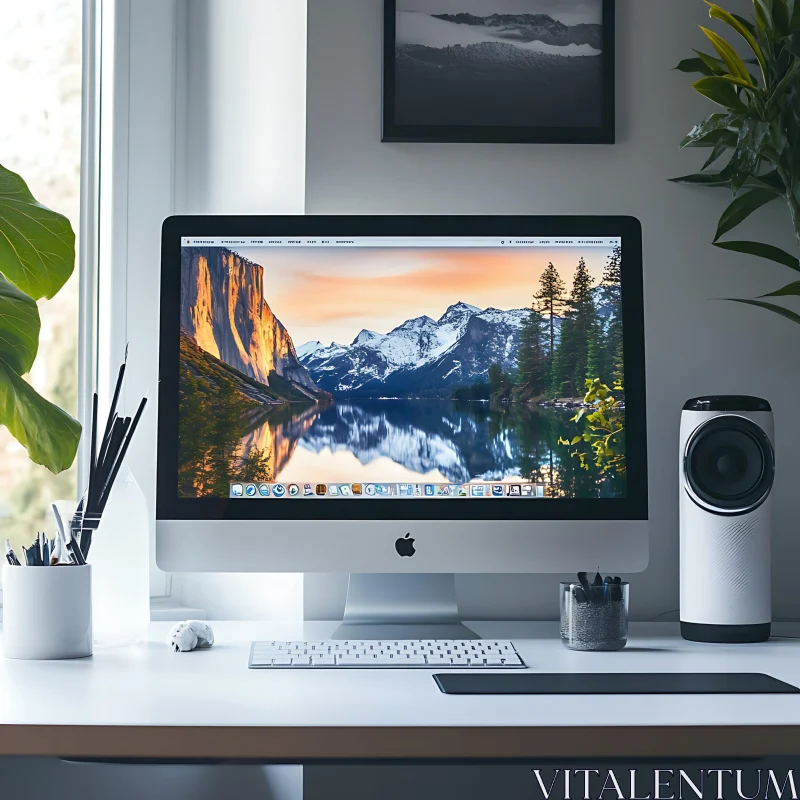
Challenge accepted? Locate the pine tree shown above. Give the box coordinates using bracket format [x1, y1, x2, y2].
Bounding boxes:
[602, 244, 622, 302]
[517, 304, 547, 397]
[559, 257, 595, 399]
[601, 244, 623, 390]
[534, 262, 568, 360]
[488, 363, 511, 400]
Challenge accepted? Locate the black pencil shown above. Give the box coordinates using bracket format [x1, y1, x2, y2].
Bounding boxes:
[98, 362, 126, 467]
[95, 413, 118, 488]
[91, 360, 126, 510]
[97, 398, 147, 513]
[93, 417, 127, 517]
[67, 535, 86, 566]
[88, 392, 99, 509]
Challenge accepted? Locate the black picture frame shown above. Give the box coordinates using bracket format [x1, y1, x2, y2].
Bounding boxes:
[382, 0, 615, 144]
[158, 215, 646, 523]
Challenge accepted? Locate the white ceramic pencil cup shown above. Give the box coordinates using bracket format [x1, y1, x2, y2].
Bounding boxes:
[3, 564, 92, 660]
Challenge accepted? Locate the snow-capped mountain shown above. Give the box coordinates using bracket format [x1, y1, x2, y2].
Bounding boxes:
[352, 329, 384, 346]
[429, 13, 603, 51]
[298, 301, 528, 397]
[296, 340, 324, 360]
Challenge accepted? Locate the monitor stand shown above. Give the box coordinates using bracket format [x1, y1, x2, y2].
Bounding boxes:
[331, 573, 479, 640]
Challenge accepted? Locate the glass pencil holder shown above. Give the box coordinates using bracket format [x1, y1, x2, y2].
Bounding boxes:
[559, 581, 629, 651]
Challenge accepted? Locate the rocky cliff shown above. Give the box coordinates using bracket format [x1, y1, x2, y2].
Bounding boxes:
[180, 246, 319, 394]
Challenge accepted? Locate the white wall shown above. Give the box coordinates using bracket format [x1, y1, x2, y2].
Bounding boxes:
[303, 0, 800, 622]
[175, 0, 307, 215]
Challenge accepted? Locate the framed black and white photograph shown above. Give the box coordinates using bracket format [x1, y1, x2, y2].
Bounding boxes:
[382, 0, 614, 143]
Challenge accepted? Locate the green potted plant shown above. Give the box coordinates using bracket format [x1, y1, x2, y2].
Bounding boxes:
[0, 164, 81, 473]
[674, 0, 800, 325]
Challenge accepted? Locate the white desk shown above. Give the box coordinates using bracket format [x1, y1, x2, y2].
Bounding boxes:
[2, 621, 800, 762]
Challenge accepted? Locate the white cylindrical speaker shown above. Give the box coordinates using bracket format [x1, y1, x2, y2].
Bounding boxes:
[680, 396, 774, 643]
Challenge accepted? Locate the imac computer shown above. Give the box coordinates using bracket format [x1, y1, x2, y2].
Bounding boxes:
[157, 216, 647, 638]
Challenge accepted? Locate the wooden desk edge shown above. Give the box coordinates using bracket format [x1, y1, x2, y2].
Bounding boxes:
[1, 726, 800, 761]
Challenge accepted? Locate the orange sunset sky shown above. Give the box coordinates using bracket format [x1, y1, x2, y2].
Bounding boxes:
[236, 246, 618, 347]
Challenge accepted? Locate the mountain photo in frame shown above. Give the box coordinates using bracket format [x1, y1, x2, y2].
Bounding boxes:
[382, 0, 615, 143]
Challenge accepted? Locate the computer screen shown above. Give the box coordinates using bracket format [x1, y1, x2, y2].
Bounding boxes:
[176, 234, 628, 503]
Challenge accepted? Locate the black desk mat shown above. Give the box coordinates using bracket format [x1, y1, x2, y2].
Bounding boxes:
[434, 672, 799, 695]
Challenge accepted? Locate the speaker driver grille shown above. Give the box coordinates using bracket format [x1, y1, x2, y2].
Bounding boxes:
[685, 415, 774, 515]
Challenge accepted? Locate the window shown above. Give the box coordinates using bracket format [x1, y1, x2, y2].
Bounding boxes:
[0, 0, 82, 546]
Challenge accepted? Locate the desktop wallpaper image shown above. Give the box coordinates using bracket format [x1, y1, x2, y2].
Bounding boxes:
[177, 245, 626, 498]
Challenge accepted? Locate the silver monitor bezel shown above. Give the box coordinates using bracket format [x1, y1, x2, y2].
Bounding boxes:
[157, 216, 648, 573]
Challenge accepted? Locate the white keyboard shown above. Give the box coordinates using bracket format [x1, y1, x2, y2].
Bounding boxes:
[248, 640, 526, 669]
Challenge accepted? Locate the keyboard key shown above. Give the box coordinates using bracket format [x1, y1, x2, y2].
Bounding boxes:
[337, 655, 365, 665]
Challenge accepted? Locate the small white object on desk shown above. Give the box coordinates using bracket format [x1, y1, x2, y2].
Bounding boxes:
[167, 620, 214, 652]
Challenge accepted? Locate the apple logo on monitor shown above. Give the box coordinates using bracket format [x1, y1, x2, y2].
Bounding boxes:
[395, 533, 416, 557]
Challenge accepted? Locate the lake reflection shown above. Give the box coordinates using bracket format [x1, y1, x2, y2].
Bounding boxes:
[239, 400, 626, 498]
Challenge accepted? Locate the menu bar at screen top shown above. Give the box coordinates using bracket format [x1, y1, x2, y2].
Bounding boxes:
[182, 237, 621, 248]
[230, 482, 549, 499]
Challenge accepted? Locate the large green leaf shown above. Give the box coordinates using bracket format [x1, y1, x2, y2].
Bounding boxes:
[761, 280, 800, 295]
[717, 75, 761, 90]
[700, 25, 754, 82]
[692, 76, 749, 113]
[700, 128, 740, 148]
[728, 297, 800, 325]
[670, 168, 733, 187]
[683, 129, 740, 151]
[694, 48, 730, 75]
[702, 138, 733, 169]
[715, 188, 778, 239]
[680, 112, 738, 148]
[707, 0, 768, 77]
[714, 239, 800, 270]
[754, 0, 774, 31]
[0, 273, 39, 375]
[748, 169, 786, 192]
[729, 118, 771, 192]
[670, 168, 783, 191]
[732, 12, 758, 35]
[0, 164, 75, 301]
[0, 359, 80, 474]
[676, 57, 717, 76]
